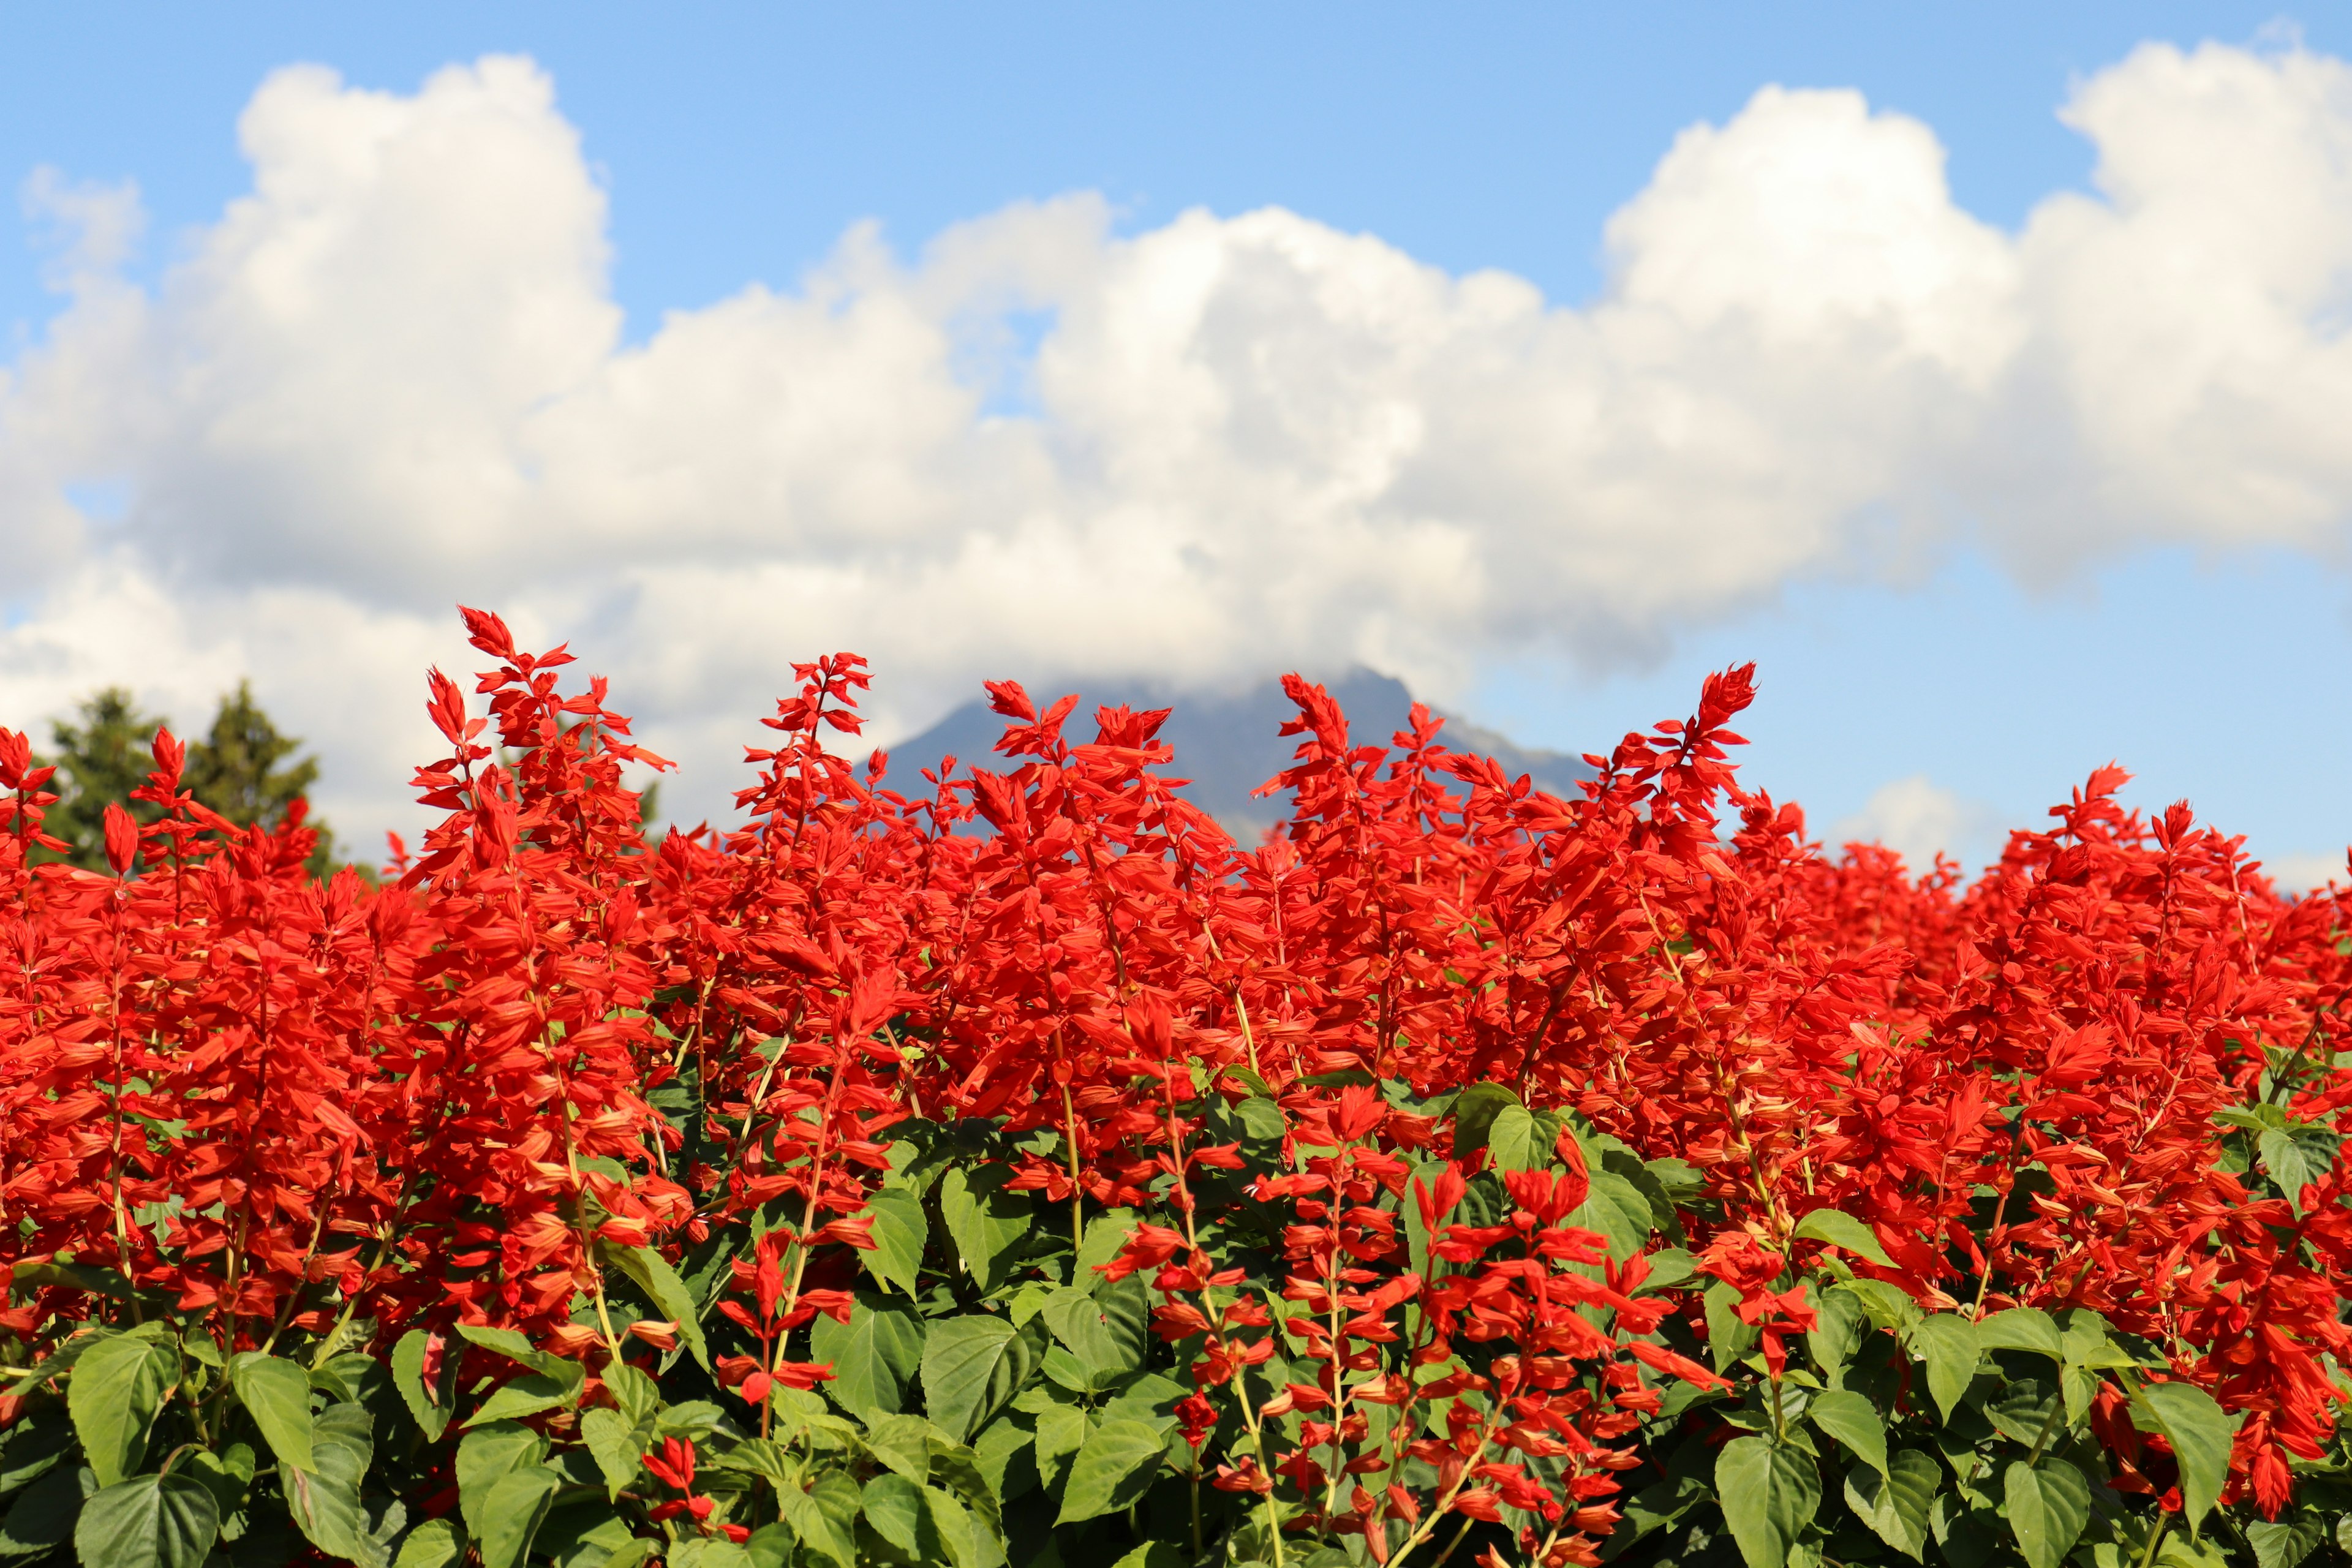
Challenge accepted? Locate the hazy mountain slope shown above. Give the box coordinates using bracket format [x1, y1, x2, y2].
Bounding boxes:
[877, 669, 1594, 840]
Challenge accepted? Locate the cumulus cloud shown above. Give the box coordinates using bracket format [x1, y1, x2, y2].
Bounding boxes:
[2, 41, 2351, 843]
[1831, 776, 2005, 875]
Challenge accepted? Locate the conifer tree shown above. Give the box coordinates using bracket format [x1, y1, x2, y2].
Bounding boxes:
[36, 682, 339, 873]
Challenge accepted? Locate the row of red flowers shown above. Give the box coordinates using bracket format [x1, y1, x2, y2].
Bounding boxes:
[0, 608, 2345, 1567]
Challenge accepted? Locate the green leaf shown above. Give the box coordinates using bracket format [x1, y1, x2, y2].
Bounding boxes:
[456, 1420, 547, 1540]
[1984, 1379, 2060, 1447]
[0, 1409, 77, 1495]
[861, 1472, 937, 1557]
[1450, 1083, 1521, 1159]
[453, 1323, 569, 1379]
[863, 1413, 942, 1483]
[807, 1292, 925, 1417]
[69, 1333, 176, 1487]
[1055, 1419, 1165, 1525]
[1112, 1545, 1187, 1568]
[1076, 1210, 1141, 1281]
[1977, 1307, 2064, 1362]
[466, 1356, 587, 1427]
[1568, 1171, 1656, 1261]
[1034, 1402, 1092, 1491]
[1806, 1389, 1888, 1476]
[1841, 1447, 1937, 1561]
[2257, 1123, 2341, 1213]
[2247, 1510, 2328, 1568]
[921, 1316, 1043, 1443]
[940, 1167, 1029, 1291]
[1909, 1314, 1980, 1423]
[922, 1483, 990, 1568]
[2138, 1380, 2240, 1536]
[390, 1329, 457, 1442]
[2004, 1458, 2091, 1568]
[0, 1463, 86, 1558]
[473, 1465, 561, 1568]
[1041, 1281, 1148, 1381]
[598, 1242, 713, 1373]
[1715, 1436, 1820, 1568]
[604, 1361, 660, 1428]
[228, 1352, 315, 1472]
[10, 1261, 130, 1302]
[777, 1478, 859, 1568]
[859, 1187, 928, 1297]
[580, 1408, 644, 1499]
[176, 1444, 251, 1522]
[280, 1401, 377, 1567]
[1488, 1103, 1562, 1172]
[72, 1474, 216, 1568]
[1790, 1208, 1894, 1267]
[392, 1516, 467, 1568]
[1804, 1281, 1865, 1379]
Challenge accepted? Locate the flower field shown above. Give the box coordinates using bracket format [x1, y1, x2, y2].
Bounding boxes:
[1, 608, 2348, 1568]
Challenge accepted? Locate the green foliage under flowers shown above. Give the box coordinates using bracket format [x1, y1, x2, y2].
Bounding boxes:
[0, 1077, 2334, 1568]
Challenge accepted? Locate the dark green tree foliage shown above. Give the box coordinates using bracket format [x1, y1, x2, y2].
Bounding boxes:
[35, 682, 337, 873]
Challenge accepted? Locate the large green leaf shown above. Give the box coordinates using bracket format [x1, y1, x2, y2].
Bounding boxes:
[474, 1465, 562, 1568]
[228, 1352, 315, 1472]
[391, 1516, 467, 1568]
[280, 1401, 377, 1567]
[1790, 1208, 1895, 1267]
[921, 1316, 1043, 1442]
[1806, 1389, 1888, 1476]
[1041, 1281, 1148, 1381]
[2139, 1381, 2240, 1536]
[0, 1463, 85, 1558]
[72, 1474, 216, 1568]
[939, 1167, 1029, 1291]
[1450, 1083, 1521, 1158]
[2257, 1123, 2341, 1213]
[1488, 1103, 1563, 1172]
[390, 1330, 457, 1442]
[598, 1242, 713, 1372]
[69, 1333, 176, 1487]
[453, 1324, 570, 1379]
[1055, 1419, 1165, 1524]
[862, 1413, 941, 1483]
[1715, 1436, 1820, 1568]
[859, 1188, 929, 1297]
[456, 1420, 547, 1539]
[776, 1476, 859, 1568]
[807, 1292, 925, 1416]
[1842, 1447, 1937, 1561]
[1567, 1171, 1656, 1261]
[1909, 1314, 1980, 1423]
[861, 1472, 937, 1558]
[1804, 1281, 1866, 1380]
[1985, 1379, 2060, 1447]
[1977, 1307, 2064, 1363]
[177, 1444, 252, 1524]
[580, 1408, 645, 1499]
[1034, 1401, 1092, 1491]
[466, 1355, 587, 1426]
[2247, 1510, 2329, 1568]
[2004, 1458, 2091, 1568]
[922, 1482, 991, 1568]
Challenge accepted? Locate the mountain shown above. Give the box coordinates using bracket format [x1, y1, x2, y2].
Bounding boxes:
[878, 669, 1594, 840]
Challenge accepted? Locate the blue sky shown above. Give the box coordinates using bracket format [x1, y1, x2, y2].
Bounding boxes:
[3, 4, 2349, 879]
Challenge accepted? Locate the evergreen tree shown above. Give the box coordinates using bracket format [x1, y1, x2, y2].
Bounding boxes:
[41, 688, 165, 870]
[35, 682, 339, 874]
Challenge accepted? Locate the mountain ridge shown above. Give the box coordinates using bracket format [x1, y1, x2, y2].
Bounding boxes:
[878, 669, 1594, 840]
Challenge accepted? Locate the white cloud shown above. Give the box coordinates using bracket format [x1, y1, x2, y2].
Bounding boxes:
[2, 42, 2351, 847]
[2263, 852, 2348, 895]
[1831, 776, 2003, 875]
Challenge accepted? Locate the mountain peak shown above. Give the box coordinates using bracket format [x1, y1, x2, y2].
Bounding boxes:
[880, 669, 1592, 839]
